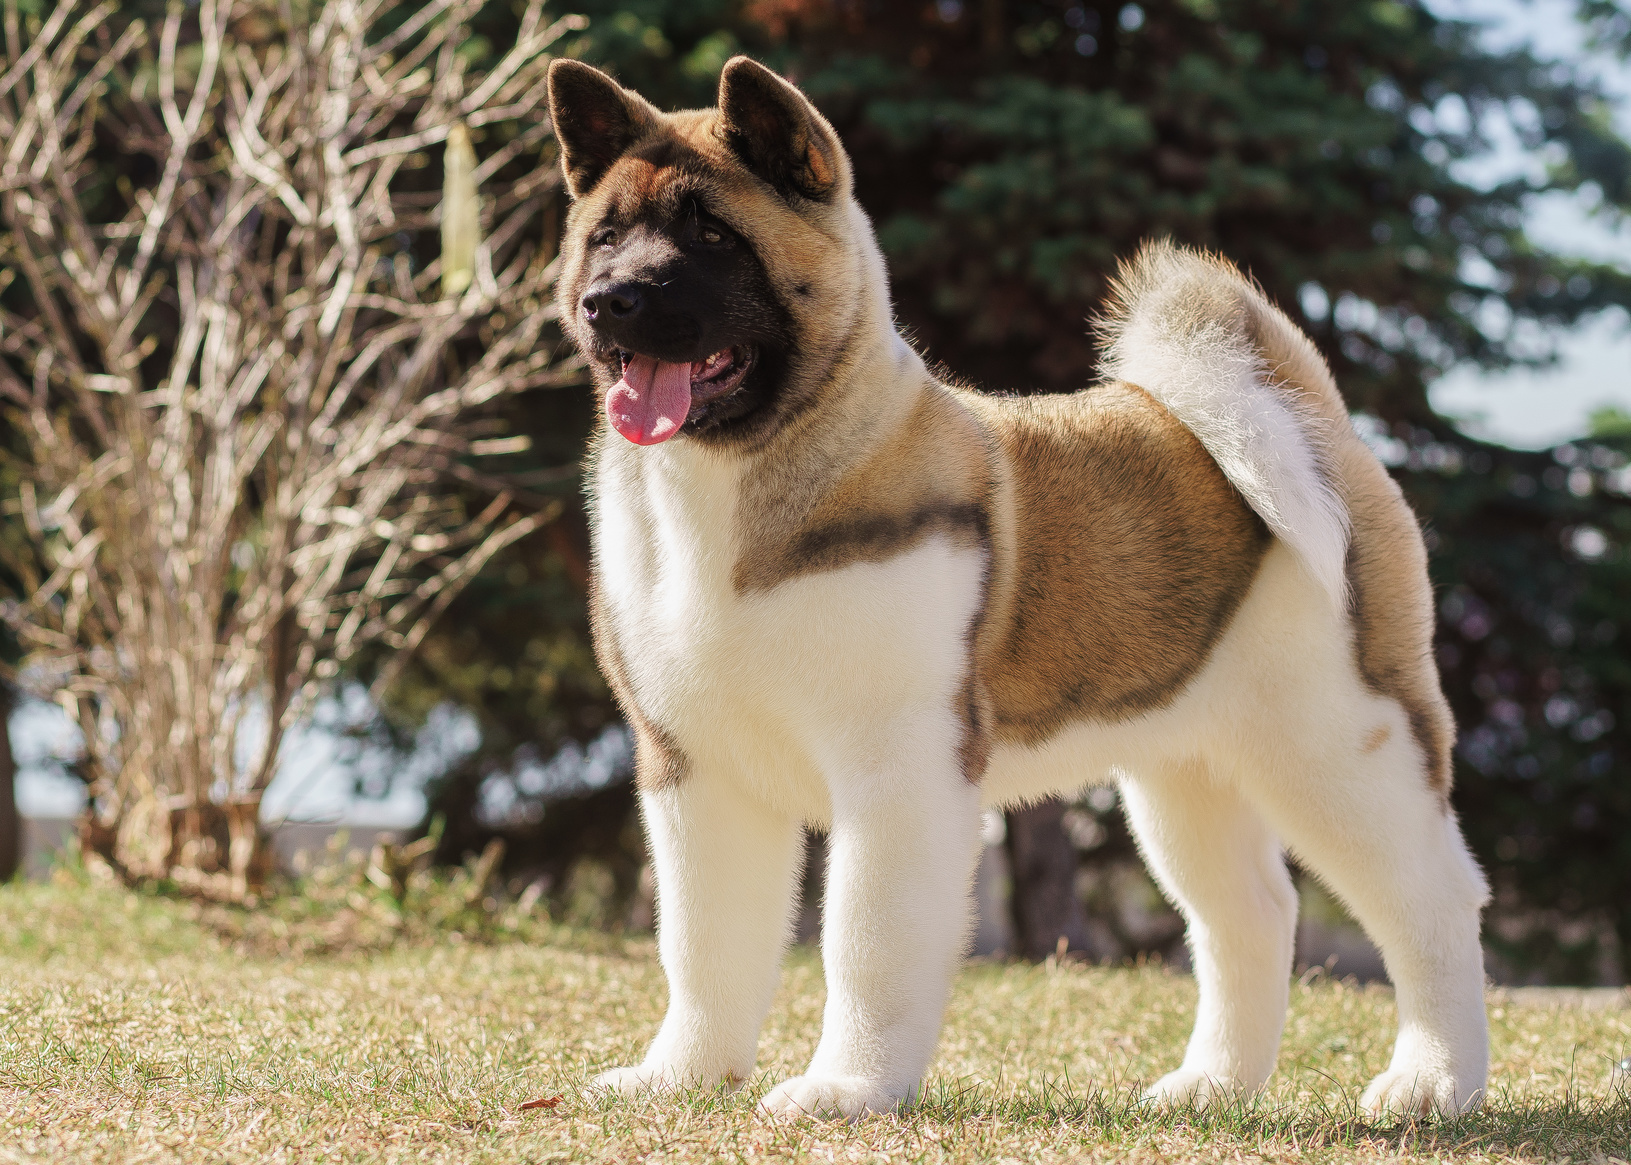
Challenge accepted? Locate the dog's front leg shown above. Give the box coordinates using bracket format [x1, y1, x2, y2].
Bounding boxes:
[760, 746, 983, 1120]
[594, 771, 803, 1097]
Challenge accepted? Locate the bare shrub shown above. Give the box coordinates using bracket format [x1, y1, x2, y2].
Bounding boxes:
[0, 0, 581, 897]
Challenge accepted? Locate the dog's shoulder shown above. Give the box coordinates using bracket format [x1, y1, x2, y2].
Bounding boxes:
[733, 382, 998, 594]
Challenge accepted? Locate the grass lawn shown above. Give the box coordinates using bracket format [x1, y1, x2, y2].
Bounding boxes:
[0, 877, 1628, 1163]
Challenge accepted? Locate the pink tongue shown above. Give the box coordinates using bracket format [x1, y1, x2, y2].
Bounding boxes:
[606, 355, 692, 445]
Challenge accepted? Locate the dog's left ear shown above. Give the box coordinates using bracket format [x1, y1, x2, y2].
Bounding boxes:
[716, 57, 847, 202]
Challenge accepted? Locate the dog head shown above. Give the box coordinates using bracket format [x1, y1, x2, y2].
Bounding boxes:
[549, 56, 865, 449]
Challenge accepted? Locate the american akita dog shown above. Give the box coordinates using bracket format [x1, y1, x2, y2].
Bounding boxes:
[546, 55, 1489, 1121]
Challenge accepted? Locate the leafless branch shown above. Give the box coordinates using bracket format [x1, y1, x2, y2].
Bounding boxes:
[0, 0, 579, 897]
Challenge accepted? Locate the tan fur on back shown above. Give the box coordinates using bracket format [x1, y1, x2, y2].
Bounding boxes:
[965, 384, 1272, 745]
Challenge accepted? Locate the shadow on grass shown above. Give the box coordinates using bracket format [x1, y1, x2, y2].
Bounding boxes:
[582, 1073, 1631, 1161]
[907, 1073, 1631, 1158]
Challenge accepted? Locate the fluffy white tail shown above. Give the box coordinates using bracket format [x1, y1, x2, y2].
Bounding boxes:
[1098, 241, 1351, 608]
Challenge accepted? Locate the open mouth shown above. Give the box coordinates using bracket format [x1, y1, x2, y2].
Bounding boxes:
[618, 344, 754, 406]
[606, 344, 758, 445]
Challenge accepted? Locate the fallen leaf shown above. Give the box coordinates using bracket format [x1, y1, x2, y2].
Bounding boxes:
[520, 1095, 563, 1112]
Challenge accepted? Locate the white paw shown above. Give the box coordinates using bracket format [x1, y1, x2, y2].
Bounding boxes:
[590, 1061, 741, 1098]
[590, 1063, 682, 1098]
[1143, 1067, 1243, 1110]
[1361, 1065, 1482, 1120]
[758, 1074, 905, 1121]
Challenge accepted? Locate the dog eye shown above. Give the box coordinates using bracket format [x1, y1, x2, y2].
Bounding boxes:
[687, 204, 732, 246]
[591, 229, 617, 248]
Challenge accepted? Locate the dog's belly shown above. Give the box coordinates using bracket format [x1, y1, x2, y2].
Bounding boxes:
[600, 495, 986, 821]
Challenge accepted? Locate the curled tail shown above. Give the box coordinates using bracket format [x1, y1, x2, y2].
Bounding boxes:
[1097, 240, 1353, 608]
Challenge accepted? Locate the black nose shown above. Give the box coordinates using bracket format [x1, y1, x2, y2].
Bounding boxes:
[581, 282, 646, 324]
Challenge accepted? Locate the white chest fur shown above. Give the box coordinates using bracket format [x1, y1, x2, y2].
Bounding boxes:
[593, 441, 985, 818]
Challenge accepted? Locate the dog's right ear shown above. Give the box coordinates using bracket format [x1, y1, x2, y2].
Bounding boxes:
[547, 60, 658, 198]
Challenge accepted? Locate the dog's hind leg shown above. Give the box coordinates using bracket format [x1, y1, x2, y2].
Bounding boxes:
[1121, 761, 1299, 1107]
[593, 770, 803, 1097]
[1244, 717, 1489, 1118]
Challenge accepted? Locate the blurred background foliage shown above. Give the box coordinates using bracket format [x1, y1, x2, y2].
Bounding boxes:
[8, 0, 1628, 983]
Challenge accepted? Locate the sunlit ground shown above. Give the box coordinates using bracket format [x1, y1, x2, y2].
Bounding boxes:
[0, 878, 1627, 1164]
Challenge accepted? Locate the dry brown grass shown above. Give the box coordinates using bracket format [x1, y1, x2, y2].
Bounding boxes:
[1, 876, 1628, 1163]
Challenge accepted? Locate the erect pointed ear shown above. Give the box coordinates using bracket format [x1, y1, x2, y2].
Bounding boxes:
[547, 59, 660, 198]
[716, 57, 847, 202]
